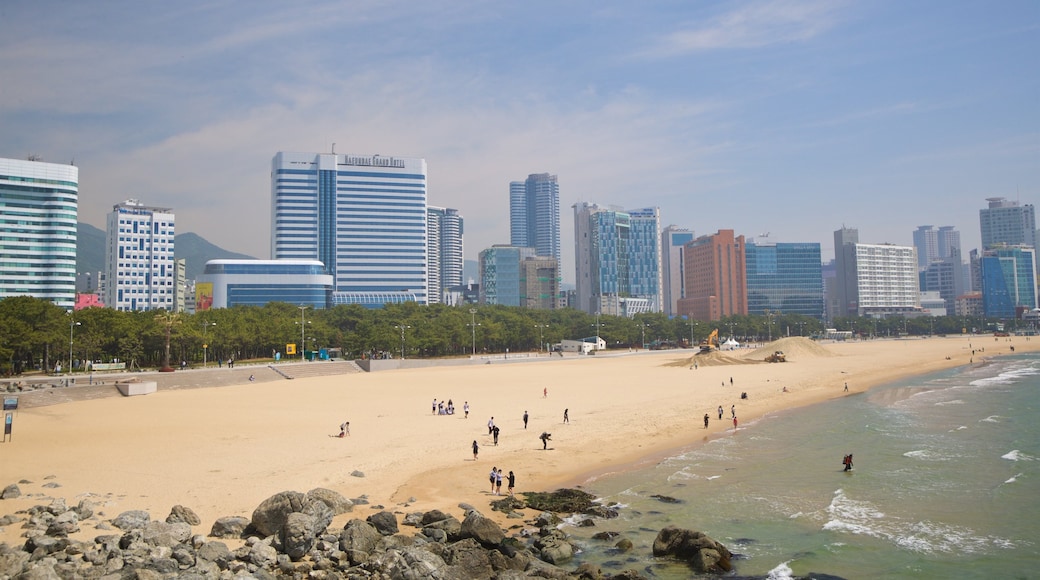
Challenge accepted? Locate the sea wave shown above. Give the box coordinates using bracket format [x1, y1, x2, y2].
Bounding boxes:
[766, 561, 794, 580]
[1001, 450, 1035, 461]
[1003, 473, 1022, 484]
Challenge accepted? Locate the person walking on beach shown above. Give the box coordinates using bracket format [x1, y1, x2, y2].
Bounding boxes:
[718, 405, 723, 420]
[704, 413, 709, 429]
[472, 440, 479, 460]
[731, 404, 736, 419]
[844, 382, 848, 392]
[464, 401, 469, 418]
[543, 387, 548, 398]
[563, 408, 569, 423]
[432, 399, 437, 414]
[523, 410, 529, 429]
[493, 425, 500, 445]
[508, 470, 515, 496]
[488, 417, 495, 435]
[732, 415, 738, 429]
[490, 467, 498, 492]
[730, 377, 734, 386]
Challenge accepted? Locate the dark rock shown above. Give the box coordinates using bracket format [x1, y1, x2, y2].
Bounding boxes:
[1, 484, 20, 499]
[460, 510, 504, 547]
[422, 514, 461, 541]
[591, 531, 619, 541]
[420, 509, 451, 526]
[402, 511, 424, 526]
[578, 518, 596, 527]
[251, 490, 334, 538]
[248, 541, 278, 568]
[649, 494, 682, 504]
[533, 511, 560, 527]
[534, 529, 574, 565]
[585, 505, 620, 519]
[350, 470, 365, 478]
[196, 541, 232, 569]
[209, 516, 249, 538]
[442, 537, 494, 577]
[0, 514, 21, 526]
[281, 512, 317, 561]
[522, 488, 597, 513]
[366, 511, 399, 536]
[141, 521, 191, 546]
[615, 538, 634, 552]
[41, 482, 61, 489]
[73, 499, 95, 520]
[24, 535, 69, 555]
[307, 487, 354, 515]
[45, 511, 79, 536]
[652, 526, 732, 574]
[111, 510, 150, 530]
[574, 562, 604, 579]
[338, 519, 381, 565]
[165, 505, 201, 526]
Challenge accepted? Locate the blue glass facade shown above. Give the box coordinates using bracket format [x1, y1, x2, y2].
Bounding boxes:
[479, 246, 531, 306]
[980, 247, 1036, 318]
[745, 242, 824, 318]
[271, 153, 428, 307]
[199, 260, 332, 309]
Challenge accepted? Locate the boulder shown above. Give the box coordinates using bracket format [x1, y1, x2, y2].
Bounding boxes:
[534, 529, 574, 565]
[366, 511, 399, 536]
[442, 537, 494, 577]
[73, 499, 95, 520]
[338, 519, 382, 565]
[306, 488, 353, 515]
[0, 547, 30, 578]
[141, 521, 192, 547]
[251, 490, 333, 538]
[459, 510, 504, 547]
[652, 526, 732, 574]
[1, 484, 21, 499]
[209, 516, 249, 539]
[166, 505, 201, 526]
[281, 512, 317, 561]
[45, 511, 79, 537]
[196, 541, 232, 569]
[111, 510, 151, 530]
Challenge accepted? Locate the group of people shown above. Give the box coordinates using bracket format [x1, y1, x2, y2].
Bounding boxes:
[432, 398, 460, 415]
[842, 453, 854, 471]
[330, 421, 350, 438]
[703, 404, 739, 429]
[488, 466, 516, 496]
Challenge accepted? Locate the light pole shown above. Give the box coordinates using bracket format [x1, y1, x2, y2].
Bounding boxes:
[68, 320, 80, 375]
[534, 324, 549, 353]
[201, 321, 216, 367]
[689, 318, 695, 347]
[469, 308, 480, 355]
[297, 306, 309, 361]
[394, 324, 411, 359]
[640, 323, 647, 349]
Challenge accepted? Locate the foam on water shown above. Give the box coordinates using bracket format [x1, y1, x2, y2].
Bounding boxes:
[766, 561, 794, 579]
[980, 415, 1003, 423]
[1003, 473, 1022, 484]
[1001, 450, 1035, 461]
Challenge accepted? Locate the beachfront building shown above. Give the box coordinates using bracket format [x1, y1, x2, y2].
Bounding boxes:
[677, 229, 748, 321]
[479, 245, 561, 309]
[0, 157, 78, 309]
[196, 259, 332, 310]
[745, 241, 824, 319]
[427, 206, 464, 305]
[520, 255, 562, 310]
[979, 246, 1037, 319]
[661, 225, 695, 316]
[833, 229, 919, 317]
[573, 202, 662, 316]
[510, 173, 560, 262]
[979, 197, 1037, 249]
[104, 199, 176, 312]
[271, 151, 428, 307]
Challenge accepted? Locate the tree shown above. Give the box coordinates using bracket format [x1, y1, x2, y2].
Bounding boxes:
[154, 311, 181, 372]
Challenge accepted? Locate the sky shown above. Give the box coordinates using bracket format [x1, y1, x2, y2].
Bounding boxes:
[1, 0, 1037, 284]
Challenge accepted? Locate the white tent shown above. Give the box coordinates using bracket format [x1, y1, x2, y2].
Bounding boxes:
[722, 338, 740, 350]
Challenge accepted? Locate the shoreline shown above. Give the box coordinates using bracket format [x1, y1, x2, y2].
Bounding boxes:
[0, 335, 1029, 548]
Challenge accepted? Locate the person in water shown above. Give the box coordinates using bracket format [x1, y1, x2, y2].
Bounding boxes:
[843, 453, 854, 471]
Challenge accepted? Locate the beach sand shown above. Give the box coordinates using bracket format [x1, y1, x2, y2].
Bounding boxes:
[0, 335, 1026, 547]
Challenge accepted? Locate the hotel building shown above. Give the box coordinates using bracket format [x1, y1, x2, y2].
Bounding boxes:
[678, 229, 747, 321]
[104, 199, 175, 312]
[745, 241, 824, 319]
[0, 157, 78, 309]
[271, 152, 428, 307]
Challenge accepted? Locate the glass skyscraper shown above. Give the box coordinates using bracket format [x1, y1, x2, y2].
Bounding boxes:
[573, 202, 661, 315]
[980, 246, 1036, 318]
[271, 152, 428, 307]
[980, 197, 1037, 249]
[0, 157, 78, 309]
[745, 242, 824, 319]
[510, 173, 560, 262]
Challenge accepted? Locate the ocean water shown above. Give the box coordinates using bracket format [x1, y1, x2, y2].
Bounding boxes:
[562, 354, 1040, 579]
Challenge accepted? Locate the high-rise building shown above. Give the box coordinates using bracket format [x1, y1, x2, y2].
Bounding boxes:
[519, 256, 561, 310]
[937, 226, 961, 259]
[745, 242, 824, 319]
[980, 246, 1037, 318]
[479, 245, 534, 307]
[0, 157, 78, 309]
[573, 202, 661, 316]
[661, 226, 695, 316]
[833, 229, 919, 317]
[271, 152, 428, 307]
[678, 229, 747, 321]
[912, 226, 939, 269]
[510, 173, 560, 262]
[173, 258, 187, 313]
[427, 207, 464, 304]
[980, 197, 1037, 249]
[104, 199, 176, 312]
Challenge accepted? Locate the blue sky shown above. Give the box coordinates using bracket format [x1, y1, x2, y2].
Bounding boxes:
[2, 1, 1036, 283]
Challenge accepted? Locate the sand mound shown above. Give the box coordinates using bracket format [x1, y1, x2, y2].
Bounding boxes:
[746, 337, 836, 361]
[665, 349, 764, 367]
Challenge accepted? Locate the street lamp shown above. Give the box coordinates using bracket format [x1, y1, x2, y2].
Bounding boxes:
[394, 324, 411, 359]
[68, 320, 80, 375]
[640, 322, 648, 349]
[201, 321, 216, 367]
[296, 306, 309, 362]
[468, 308, 480, 355]
[534, 324, 549, 353]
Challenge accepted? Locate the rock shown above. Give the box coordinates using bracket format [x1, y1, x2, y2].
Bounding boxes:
[166, 505, 201, 525]
[534, 529, 574, 565]
[248, 541, 278, 568]
[652, 526, 732, 574]
[196, 541, 232, 569]
[442, 537, 494, 577]
[459, 510, 504, 547]
[615, 538, 634, 552]
[402, 511, 423, 527]
[251, 490, 334, 538]
[650, 494, 682, 504]
[574, 562, 603, 579]
[591, 531, 619, 541]
[1, 484, 20, 499]
[306, 488, 353, 514]
[350, 470, 365, 478]
[339, 519, 382, 565]
[0, 546, 30, 577]
[111, 510, 151, 530]
[141, 521, 192, 546]
[366, 511, 399, 536]
[44, 511, 79, 537]
[281, 512, 317, 561]
[585, 505, 619, 519]
[41, 482, 61, 489]
[209, 516, 249, 539]
[533, 511, 560, 527]
[522, 489, 597, 513]
[73, 499, 95, 520]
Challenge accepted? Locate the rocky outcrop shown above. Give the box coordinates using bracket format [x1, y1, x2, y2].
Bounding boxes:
[460, 509, 505, 546]
[652, 525, 732, 574]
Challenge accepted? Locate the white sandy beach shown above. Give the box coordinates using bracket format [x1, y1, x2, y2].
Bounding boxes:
[0, 335, 1029, 547]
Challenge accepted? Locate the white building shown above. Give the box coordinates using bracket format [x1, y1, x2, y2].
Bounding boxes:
[271, 152, 428, 307]
[661, 225, 695, 316]
[104, 199, 175, 311]
[196, 259, 332, 309]
[427, 206, 463, 304]
[852, 243, 920, 316]
[0, 157, 78, 309]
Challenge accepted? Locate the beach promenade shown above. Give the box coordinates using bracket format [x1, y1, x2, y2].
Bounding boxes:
[0, 336, 1031, 548]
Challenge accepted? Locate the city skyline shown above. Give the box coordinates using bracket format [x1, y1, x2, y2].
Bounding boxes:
[1, 1, 1036, 285]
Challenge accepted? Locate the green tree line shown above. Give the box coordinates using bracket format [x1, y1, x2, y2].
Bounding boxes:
[0, 296, 1002, 376]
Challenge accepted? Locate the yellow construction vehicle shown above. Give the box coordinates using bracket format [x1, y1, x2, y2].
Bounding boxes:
[765, 351, 786, 363]
[699, 328, 720, 353]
